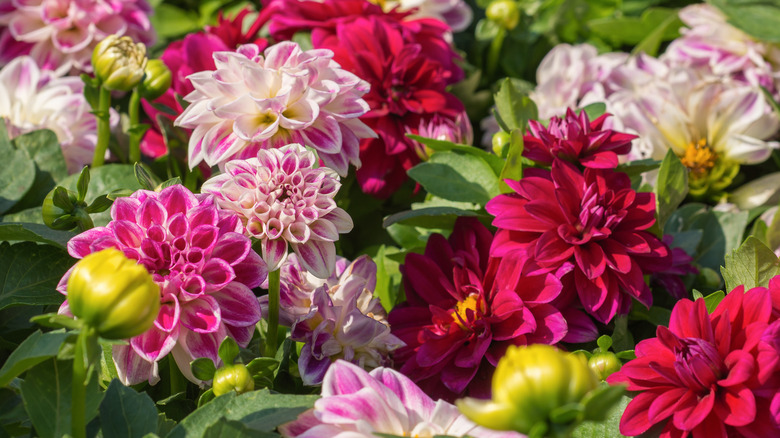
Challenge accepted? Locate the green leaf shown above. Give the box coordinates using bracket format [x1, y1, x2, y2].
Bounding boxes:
[572, 395, 631, 438]
[654, 149, 688, 230]
[0, 241, 72, 311]
[59, 164, 143, 227]
[407, 134, 505, 176]
[582, 384, 626, 423]
[596, 335, 612, 352]
[714, 209, 749, 259]
[370, 245, 403, 313]
[190, 358, 217, 382]
[382, 207, 479, 228]
[202, 418, 273, 438]
[76, 166, 90, 202]
[703, 290, 725, 313]
[710, 0, 780, 42]
[218, 337, 240, 365]
[579, 102, 607, 120]
[8, 129, 69, 212]
[99, 379, 158, 438]
[20, 358, 103, 438]
[493, 78, 538, 133]
[150, 4, 201, 38]
[0, 148, 36, 215]
[135, 163, 162, 191]
[631, 9, 684, 56]
[0, 223, 75, 248]
[0, 330, 70, 387]
[589, 8, 682, 46]
[499, 129, 524, 191]
[721, 236, 780, 292]
[407, 152, 500, 205]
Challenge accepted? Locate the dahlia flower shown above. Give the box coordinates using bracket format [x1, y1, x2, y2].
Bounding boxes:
[524, 109, 635, 169]
[388, 217, 576, 401]
[140, 7, 269, 158]
[290, 256, 404, 385]
[266, 0, 466, 198]
[57, 184, 266, 385]
[0, 0, 155, 75]
[0, 56, 99, 173]
[200, 143, 353, 278]
[279, 360, 523, 438]
[607, 280, 780, 436]
[663, 4, 780, 97]
[651, 235, 698, 300]
[486, 160, 671, 323]
[175, 41, 374, 175]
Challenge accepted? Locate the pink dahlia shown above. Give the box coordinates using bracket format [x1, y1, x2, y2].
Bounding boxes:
[140, 7, 269, 158]
[0, 0, 155, 75]
[200, 143, 353, 278]
[607, 281, 780, 437]
[57, 185, 266, 385]
[174, 41, 374, 175]
[524, 109, 635, 169]
[279, 360, 523, 438]
[486, 160, 671, 323]
[290, 256, 404, 385]
[388, 217, 574, 401]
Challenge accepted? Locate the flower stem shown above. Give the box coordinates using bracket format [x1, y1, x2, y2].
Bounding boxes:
[486, 27, 506, 80]
[72, 327, 95, 438]
[128, 89, 141, 164]
[91, 87, 112, 167]
[265, 268, 281, 357]
[169, 358, 187, 395]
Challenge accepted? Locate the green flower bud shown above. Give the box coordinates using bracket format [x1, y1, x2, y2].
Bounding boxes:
[212, 363, 255, 396]
[492, 131, 511, 156]
[42, 187, 80, 230]
[67, 248, 160, 339]
[456, 344, 598, 434]
[486, 0, 520, 31]
[92, 35, 148, 92]
[139, 59, 172, 101]
[588, 352, 622, 380]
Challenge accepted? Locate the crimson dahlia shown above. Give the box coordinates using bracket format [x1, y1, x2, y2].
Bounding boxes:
[607, 281, 780, 437]
[486, 160, 671, 323]
[388, 218, 568, 401]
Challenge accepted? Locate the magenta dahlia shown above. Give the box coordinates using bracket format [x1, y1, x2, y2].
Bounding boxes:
[388, 217, 570, 401]
[486, 160, 671, 323]
[524, 109, 636, 169]
[607, 281, 780, 437]
[57, 185, 266, 385]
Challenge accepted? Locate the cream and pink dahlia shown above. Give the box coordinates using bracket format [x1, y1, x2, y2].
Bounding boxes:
[57, 185, 267, 385]
[0, 0, 155, 75]
[279, 360, 523, 438]
[486, 160, 672, 324]
[174, 41, 374, 175]
[290, 256, 404, 385]
[0, 56, 99, 173]
[200, 143, 353, 278]
[608, 278, 780, 437]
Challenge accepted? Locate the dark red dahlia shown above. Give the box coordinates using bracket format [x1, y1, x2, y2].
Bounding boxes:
[524, 109, 635, 169]
[388, 217, 569, 401]
[486, 159, 671, 323]
[607, 281, 780, 437]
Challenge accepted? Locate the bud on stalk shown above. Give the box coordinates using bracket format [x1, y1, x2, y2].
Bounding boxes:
[92, 35, 148, 92]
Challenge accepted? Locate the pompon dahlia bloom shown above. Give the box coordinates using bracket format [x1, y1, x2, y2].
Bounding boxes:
[57, 185, 266, 385]
[200, 143, 353, 278]
[140, 7, 269, 158]
[607, 281, 780, 437]
[524, 109, 635, 169]
[266, 0, 466, 198]
[388, 217, 578, 401]
[290, 256, 404, 385]
[0, 56, 98, 173]
[175, 41, 374, 175]
[0, 0, 155, 75]
[279, 360, 523, 438]
[486, 160, 671, 324]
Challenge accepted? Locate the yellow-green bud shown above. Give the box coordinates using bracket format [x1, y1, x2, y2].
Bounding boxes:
[492, 131, 511, 156]
[212, 363, 255, 396]
[588, 352, 622, 380]
[139, 59, 172, 100]
[67, 248, 160, 339]
[92, 35, 148, 92]
[456, 344, 599, 434]
[486, 0, 520, 31]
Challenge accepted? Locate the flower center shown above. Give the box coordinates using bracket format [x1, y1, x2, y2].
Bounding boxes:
[673, 337, 725, 392]
[450, 293, 484, 329]
[680, 139, 717, 178]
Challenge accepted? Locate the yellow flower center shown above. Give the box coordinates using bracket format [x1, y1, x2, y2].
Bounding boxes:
[680, 139, 717, 178]
[366, 0, 387, 8]
[451, 293, 484, 329]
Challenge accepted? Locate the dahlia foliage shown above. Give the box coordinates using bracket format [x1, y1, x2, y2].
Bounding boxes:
[4, 0, 780, 437]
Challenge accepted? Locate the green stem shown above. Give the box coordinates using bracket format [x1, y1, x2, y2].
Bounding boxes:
[128, 89, 141, 164]
[71, 327, 95, 438]
[265, 268, 281, 357]
[169, 358, 187, 396]
[91, 87, 112, 167]
[486, 27, 506, 81]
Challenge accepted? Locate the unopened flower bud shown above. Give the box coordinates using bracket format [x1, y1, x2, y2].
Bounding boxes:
[92, 35, 148, 92]
[492, 131, 511, 156]
[456, 344, 598, 434]
[588, 352, 622, 380]
[139, 59, 172, 100]
[67, 248, 160, 339]
[486, 0, 520, 31]
[212, 363, 255, 396]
